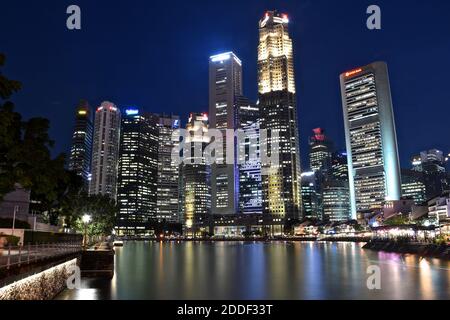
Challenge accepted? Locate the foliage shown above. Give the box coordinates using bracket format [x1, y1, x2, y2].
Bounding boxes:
[1, 234, 20, 246]
[0, 53, 84, 227]
[62, 193, 118, 237]
[383, 215, 410, 226]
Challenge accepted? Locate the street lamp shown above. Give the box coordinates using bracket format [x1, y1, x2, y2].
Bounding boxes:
[82, 214, 91, 249]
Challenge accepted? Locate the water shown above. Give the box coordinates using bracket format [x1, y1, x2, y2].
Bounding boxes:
[57, 241, 450, 300]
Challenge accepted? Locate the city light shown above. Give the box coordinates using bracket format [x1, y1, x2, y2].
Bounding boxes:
[125, 108, 139, 115]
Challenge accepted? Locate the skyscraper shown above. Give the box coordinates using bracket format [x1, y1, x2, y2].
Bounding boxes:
[340, 61, 401, 218]
[301, 172, 320, 220]
[258, 11, 302, 219]
[237, 99, 262, 214]
[309, 128, 333, 173]
[401, 169, 427, 205]
[68, 100, 93, 190]
[116, 108, 159, 235]
[156, 114, 181, 222]
[90, 101, 121, 199]
[209, 52, 242, 216]
[322, 181, 351, 222]
[180, 113, 211, 234]
[411, 149, 448, 199]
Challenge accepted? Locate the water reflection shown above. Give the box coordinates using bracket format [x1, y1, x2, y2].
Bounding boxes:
[57, 241, 450, 300]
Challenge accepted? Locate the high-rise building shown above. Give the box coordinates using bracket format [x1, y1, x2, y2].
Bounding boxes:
[309, 128, 333, 173]
[238, 107, 262, 214]
[90, 101, 121, 199]
[209, 52, 243, 216]
[322, 181, 351, 222]
[68, 100, 93, 190]
[340, 61, 401, 218]
[180, 113, 211, 234]
[258, 10, 302, 219]
[156, 114, 181, 222]
[401, 169, 427, 205]
[411, 149, 448, 199]
[330, 151, 349, 182]
[301, 172, 320, 220]
[116, 109, 159, 235]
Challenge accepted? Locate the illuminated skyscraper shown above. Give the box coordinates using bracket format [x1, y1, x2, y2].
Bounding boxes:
[180, 113, 211, 233]
[156, 114, 181, 222]
[301, 172, 320, 220]
[68, 100, 92, 190]
[258, 10, 302, 219]
[309, 128, 333, 173]
[209, 52, 242, 215]
[116, 109, 159, 235]
[90, 101, 121, 200]
[340, 61, 401, 218]
[236, 99, 262, 214]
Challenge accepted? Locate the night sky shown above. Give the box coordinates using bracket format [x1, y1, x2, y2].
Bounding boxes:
[1, 0, 449, 168]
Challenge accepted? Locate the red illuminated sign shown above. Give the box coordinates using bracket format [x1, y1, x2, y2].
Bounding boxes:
[345, 68, 363, 77]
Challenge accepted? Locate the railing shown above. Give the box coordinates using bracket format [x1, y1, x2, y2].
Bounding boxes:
[0, 242, 82, 270]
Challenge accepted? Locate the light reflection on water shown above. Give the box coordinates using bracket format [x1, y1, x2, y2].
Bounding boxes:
[57, 241, 450, 300]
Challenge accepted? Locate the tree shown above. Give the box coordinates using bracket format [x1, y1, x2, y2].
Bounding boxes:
[62, 193, 118, 237]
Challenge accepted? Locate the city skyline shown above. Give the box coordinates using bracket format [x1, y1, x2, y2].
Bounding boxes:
[2, 0, 450, 169]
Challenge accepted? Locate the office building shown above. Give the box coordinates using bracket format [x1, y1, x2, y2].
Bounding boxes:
[301, 172, 321, 220]
[116, 109, 159, 235]
[258, 10, 302, 219]
[90, 101, 121, 199]
[340, 61, 401, 218]
[156, 114, 181, 222]
[401, 169, 427, 205]
[180, 113, 211, 234]
[309, 128, 333, 173]
[68, 100, 93, 190]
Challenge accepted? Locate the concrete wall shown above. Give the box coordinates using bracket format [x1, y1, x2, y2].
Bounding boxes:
[0, 258, 78, 300]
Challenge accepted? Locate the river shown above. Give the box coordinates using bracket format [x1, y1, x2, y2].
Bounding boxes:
[57, 241, 450, 300]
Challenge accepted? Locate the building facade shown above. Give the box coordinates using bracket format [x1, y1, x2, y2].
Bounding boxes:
[116, 109, 159, 235]
[90, 101, 121, 199]
[180, 113, 211, 234]
[309, 128, 333, 173]
[156, 114, 181, 222]
[301, 172, 321, 220]
[68, 100, 93, 190]
[340, 62, 401, 218]
[208, 52, 243, 216]
[401, 169, 427, 205]
[258, 11, 302, 219]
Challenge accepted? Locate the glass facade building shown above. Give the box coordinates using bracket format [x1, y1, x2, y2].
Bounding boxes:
[68, 100, 93, 191]
[116, 109, 159, 235]
[90, 101, 121, 200]
[258, 11, 302, 219]
[340, 62, 401, 218]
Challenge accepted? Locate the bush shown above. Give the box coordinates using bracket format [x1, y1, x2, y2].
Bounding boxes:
[0, 234, 20, 246]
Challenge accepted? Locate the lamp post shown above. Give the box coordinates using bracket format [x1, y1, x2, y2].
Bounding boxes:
[82, 214, 91, 250]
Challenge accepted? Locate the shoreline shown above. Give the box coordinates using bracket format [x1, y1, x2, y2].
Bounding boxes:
[363, 240, 450, 260]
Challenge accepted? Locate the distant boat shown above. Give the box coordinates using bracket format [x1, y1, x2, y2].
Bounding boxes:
[113, 240, 124, 247]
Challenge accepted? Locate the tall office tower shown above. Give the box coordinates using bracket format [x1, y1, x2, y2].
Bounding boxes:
[116, 109, 159, 235]
[258, 10, 302, 219]
[209, 52, 243, 215]
[330, 151, 349, 182]
[90, 101, 121, 199]
[401, 169, 427, 205]
[309, 128, 334, 173]
[301, 172, 321, 220]
[180, 113, 211, 232]
[340, 62, 401, 219]
[322, 181, 351, 222]
[68, 100, 93, 190]
[411, 149, 448, 199]
[237, 99, 262, 214]
[156, 114, 181, 222]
